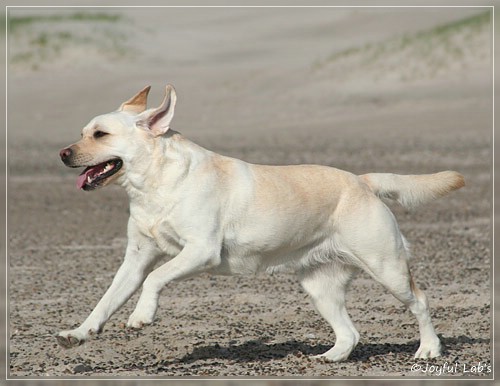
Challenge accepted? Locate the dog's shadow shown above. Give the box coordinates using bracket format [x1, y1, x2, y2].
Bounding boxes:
[161, 335, 488, 365]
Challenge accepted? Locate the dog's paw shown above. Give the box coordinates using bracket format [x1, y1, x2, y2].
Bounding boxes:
[312, 351, 350, 363]
[56, 330, 86, 348]
[414, 340, 442, 359]
[126, 312, 154, 329]
[313, 340, 359, 362]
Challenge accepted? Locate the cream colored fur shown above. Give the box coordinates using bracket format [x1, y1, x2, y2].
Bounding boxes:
[57, 85, 464, 362]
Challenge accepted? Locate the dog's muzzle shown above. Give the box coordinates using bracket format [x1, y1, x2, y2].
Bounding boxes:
[59, 146, 123, 191]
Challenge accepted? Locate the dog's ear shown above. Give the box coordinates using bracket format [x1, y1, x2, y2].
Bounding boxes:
[138, 85, 177, 136]
[119, 85, 151, 113]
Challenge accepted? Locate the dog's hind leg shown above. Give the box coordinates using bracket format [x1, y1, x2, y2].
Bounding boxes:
[342, 199, 442, 359]
[298, 261, 360, 362]
[408, 275, 442, 358]
[360, 251, 441, 359]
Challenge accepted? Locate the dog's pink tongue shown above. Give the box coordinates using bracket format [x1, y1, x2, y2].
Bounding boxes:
[77, 169, 92, 189]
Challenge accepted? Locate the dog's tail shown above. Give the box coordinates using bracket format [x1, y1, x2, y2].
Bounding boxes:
[359, 171, 465, 209]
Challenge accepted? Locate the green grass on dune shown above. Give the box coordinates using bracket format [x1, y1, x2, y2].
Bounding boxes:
[317, 10, 491, 69]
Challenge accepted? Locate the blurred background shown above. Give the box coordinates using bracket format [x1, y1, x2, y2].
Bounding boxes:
[6, 6, 491, 175]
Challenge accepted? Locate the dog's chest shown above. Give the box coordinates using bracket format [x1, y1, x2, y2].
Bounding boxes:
[130, 206, 184, 256]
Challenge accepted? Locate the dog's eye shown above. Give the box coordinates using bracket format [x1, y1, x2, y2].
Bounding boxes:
[94, 130, 109, 139]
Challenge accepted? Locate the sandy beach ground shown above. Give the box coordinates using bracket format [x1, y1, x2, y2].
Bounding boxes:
[6, 5, 493, 380]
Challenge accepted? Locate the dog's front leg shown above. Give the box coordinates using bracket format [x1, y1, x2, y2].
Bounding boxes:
[127, 241, 221, 329]
[57, 222, 160, 348]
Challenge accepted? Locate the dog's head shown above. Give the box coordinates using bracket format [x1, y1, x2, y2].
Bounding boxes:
[60, 85, 177, 191]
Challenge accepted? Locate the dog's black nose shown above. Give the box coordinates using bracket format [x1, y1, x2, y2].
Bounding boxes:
[60, 147, 72, 161]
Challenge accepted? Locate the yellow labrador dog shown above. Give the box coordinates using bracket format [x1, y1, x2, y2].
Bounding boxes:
[58, 85, 464, 361]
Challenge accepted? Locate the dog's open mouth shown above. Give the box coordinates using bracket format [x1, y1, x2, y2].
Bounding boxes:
[77, 159, 123, 191]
